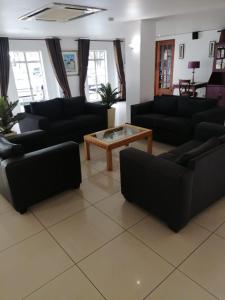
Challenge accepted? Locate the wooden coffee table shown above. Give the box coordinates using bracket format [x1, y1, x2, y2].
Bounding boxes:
[84, 124, 152, 171]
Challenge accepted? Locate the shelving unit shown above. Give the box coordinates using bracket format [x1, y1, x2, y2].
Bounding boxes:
[207, 30, 225, 106]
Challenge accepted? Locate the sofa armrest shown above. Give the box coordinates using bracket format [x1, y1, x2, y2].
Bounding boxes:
[192, 107, 225, 124]
[120, 148, 193, 231]
[7, 130, 48, 153]
[1, 141, 81, 212]
[194, 122, 225, 142]
[19, 113, 50, 132]
[131, 101, 154, 122]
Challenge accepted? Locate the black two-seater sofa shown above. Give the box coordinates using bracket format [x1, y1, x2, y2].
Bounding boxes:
[0, 130, 81, 213]
[120, 122, 225, 231]
[131, 95, 225, 145]
[19, 96, 108, 143]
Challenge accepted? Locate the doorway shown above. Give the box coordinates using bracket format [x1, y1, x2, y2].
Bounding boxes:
[154, 39, 175, 96]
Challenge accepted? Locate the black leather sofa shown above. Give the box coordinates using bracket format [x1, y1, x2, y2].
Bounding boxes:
[131, 95, 225, 145]
[120, 122, 225, 232]
[0, 130, 81, 213]
[19, 96, 108, 143]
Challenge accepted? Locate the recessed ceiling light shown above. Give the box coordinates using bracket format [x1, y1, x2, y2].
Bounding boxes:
[19, 2, 106, 22]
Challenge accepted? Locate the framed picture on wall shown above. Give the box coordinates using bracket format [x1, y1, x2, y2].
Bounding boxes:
[62, 51, 78, 75]
[179, 44, 185, 59]
[209, 41, 216, 57]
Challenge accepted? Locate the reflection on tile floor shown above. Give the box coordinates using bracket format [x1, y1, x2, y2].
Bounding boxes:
[0, 141, 224, 300]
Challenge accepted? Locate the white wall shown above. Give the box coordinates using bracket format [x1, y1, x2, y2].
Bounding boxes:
[125, 20, 156, 121]
[157, 30, 220, 96]
[140, 19, 156, 102]
[156, 9, 225, 37]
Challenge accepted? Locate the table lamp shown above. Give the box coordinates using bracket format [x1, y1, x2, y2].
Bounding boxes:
[188, 61, 200, 84]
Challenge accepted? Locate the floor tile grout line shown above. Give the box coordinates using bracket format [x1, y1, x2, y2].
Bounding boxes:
[0, 228, 45, 255]
[193, 216, 225, 233]
[30, 210, 111, 300]
[142, 268, 177, 300]
[127, 230, 176, 268]
[32, 202, 93, 230]
[76, 264, 108, 300]
[177, 269, 220, 300]
[176, 216, 225, 270]
[76, 231, 126, 264]
[23, 264, 75, 299]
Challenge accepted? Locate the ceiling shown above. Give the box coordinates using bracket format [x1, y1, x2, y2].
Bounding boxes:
[1, 0, 225, 37]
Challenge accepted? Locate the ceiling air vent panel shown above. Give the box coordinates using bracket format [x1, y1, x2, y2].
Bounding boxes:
[19, 3, 106, 22]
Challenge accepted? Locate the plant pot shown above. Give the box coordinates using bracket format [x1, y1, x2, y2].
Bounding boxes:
[107, 107, 115, 128]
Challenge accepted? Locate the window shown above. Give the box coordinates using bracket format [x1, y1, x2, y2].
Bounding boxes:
[87, 50, 108, 101]
[10, 51, 48, 109]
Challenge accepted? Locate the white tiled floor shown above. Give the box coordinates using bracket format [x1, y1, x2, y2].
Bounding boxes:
[0, 140, 225, 300]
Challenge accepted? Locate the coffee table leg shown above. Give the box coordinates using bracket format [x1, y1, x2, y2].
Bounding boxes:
[106, 149, 113, 171]
[84, 141, 90, 160]
[147, 135, 152, 154]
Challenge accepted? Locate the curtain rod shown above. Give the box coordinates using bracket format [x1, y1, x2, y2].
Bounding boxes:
[9, 38, 46, 41]
[75, 39, 124, 42]
[8, 38, 124, 42]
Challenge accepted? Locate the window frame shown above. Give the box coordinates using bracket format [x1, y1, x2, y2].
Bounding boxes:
[10, 50, 48, 107]
[87, 50, 108, 102]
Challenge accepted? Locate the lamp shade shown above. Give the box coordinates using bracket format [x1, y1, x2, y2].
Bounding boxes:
[188, 61, 200, 69]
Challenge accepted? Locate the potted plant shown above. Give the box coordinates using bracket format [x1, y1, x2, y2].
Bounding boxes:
[0, 97, 22, 136]
[98, 83, 120, 128]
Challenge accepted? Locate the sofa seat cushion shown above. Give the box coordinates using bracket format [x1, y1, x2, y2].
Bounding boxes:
[70, 114, 103, 130]
[49, 119, 78, 134]
[177, 98, 216, 118]
[62, 97, 85, 118]
[154, 96, 177, 116]
[31, 98, 63, 121]
[154, 116, 194, 136]
[133, 114, 167, 129]
[49, 114, 103, 134]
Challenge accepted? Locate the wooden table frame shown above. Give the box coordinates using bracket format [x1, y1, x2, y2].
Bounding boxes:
[84, 124, 152, 171]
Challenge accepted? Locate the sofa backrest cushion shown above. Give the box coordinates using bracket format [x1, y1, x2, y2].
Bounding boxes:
[219, 134, 225, 143]
[153, 96, 177, 116]
[0, 136, 24, 159]
[177, 98, 216, 118]
[176, 137, 220, 166]
[30, 98, 63, 121]
[62, 97, 85, 118]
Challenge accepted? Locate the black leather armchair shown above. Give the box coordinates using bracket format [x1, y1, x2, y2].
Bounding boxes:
[0, 130, 81, 213]
[120, 122, 225, 231]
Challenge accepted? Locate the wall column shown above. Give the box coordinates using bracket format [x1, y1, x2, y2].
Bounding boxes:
[125, 20, 156, 121]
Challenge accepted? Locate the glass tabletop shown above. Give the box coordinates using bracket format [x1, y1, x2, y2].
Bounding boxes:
[93, 125, 144, 143]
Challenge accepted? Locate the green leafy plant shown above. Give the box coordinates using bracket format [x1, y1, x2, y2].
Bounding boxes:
[97, 83, 120, 109]
[0, 97, 23, 134]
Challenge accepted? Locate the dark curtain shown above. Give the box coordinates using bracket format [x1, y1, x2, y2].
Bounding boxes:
[113, 39, 126, 100]
[0, 37, 10, 100]
[78, 39, 90, 97]
[45, 38, 71, 98]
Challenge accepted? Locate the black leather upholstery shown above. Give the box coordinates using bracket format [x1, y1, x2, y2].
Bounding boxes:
[0, 130, 81, 213]
[131, 96, 225, 145]
[120, 122, 225, 231]
[19, 97, 108, 143]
